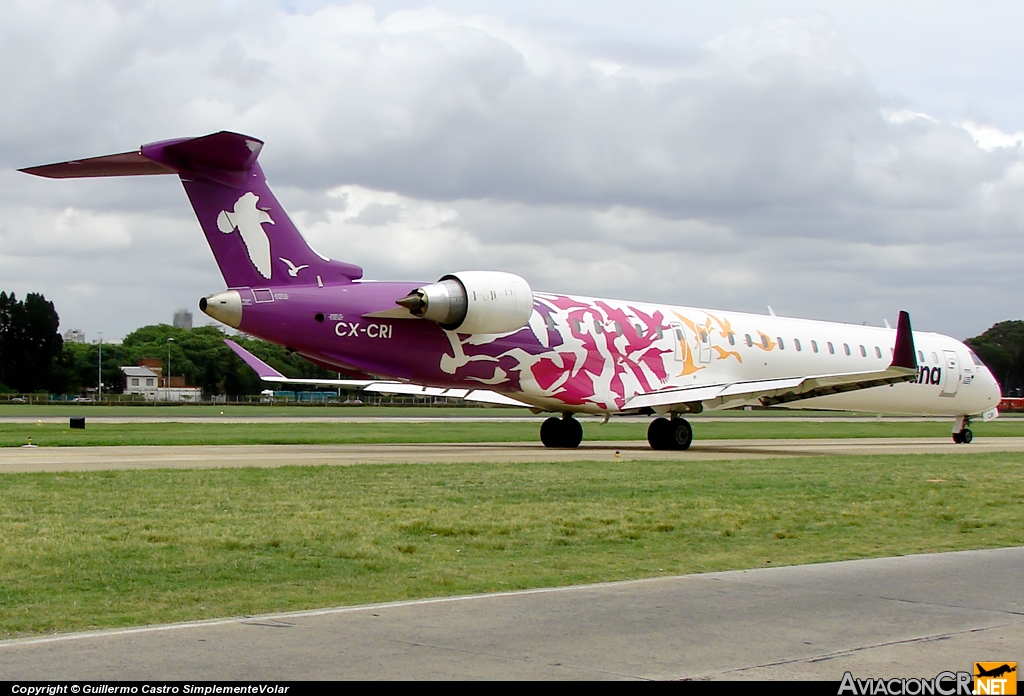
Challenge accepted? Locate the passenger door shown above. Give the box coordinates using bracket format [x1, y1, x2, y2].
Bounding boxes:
[940, 350, 960, 397]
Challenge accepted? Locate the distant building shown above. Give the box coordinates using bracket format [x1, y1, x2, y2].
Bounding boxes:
[121, 366, 159, 396]
[64, 329, 87, 344]
[173, 309, 193, 330]
[121, 359, 202, 402]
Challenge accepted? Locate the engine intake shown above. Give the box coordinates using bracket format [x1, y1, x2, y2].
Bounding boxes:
[397, 271, 533, 334]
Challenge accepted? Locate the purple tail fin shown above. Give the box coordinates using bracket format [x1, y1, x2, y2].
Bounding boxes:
[21, 131, 362, 288]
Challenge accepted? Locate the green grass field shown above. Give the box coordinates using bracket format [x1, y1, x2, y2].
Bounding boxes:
[1, 452, 1022, 638]
[0, 417, 1022, 447]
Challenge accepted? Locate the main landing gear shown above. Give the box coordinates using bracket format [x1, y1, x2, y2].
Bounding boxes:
[647, 417, 693, 451]
[951, 415, 973, 444]
[540, 413, 584, 448]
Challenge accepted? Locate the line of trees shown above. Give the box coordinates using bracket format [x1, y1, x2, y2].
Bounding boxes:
[0, 292, 64, 393]
[965, 321, 1024, 396]
[0, 292, 336, 396]
[2, 290, 1024, 396]
[59, 324, 339, 396]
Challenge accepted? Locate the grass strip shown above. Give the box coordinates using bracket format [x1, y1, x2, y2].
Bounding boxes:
[1, 452, 1022, 637]
[0, 418, 1022, 447]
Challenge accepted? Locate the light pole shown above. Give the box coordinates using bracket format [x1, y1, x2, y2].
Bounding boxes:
[166, 337, 174, 397]
[97, 331, 102, 402]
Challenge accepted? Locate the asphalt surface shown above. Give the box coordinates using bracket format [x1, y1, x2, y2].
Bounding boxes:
[1, 547, 1021, 680]
[0, 437, 1022, 472]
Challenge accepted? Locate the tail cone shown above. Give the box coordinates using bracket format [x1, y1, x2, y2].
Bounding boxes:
[201, 290, 242, 328]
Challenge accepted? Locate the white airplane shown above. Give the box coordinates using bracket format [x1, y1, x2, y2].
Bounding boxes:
[22, 131, 1002, 449]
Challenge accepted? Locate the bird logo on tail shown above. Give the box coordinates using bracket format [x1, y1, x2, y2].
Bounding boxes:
[217, 192, 275, 279]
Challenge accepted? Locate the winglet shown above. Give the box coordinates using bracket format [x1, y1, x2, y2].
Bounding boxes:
[890, 310, 917, 370]
[224, 339, 285, 380]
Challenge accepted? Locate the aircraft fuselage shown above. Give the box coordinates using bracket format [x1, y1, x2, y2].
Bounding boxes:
[231, 280, 1000, 417]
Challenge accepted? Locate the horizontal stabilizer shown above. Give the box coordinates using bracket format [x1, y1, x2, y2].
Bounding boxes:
[20, 131, 265, 185]
[19, 151, 177, 178]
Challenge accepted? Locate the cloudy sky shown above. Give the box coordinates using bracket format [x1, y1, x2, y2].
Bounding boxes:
[3, 1, 1024, 341]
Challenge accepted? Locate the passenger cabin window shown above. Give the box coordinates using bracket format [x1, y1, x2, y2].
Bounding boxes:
[777, 337, 785, 350]
[827, 341, 835, 355]
[745, 334, 753, 347]
[761, 335, 770, 349]
[614, 321, 623, 335]
[859, 345, 867, 357]
[917, 350, 925, 363]
[572, 319, 582, 333]
[699, 329, 708, 342]
[656, 327, 664, 339]
[931, 351, 939, 363]
[794, 338, 802, 351]
[728, 334, 736, 346]
[811, 340, 819, 353]
[875, 346, 882, 358]
[844, 343, 851, 356]
[545, 314, 557, 331]
[594, 321, 603, 334]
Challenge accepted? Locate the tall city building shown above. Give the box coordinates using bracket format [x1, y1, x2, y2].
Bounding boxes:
[173, 309, 193, 330]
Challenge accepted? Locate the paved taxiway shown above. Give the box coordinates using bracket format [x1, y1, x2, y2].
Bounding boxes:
[2, 547, 1021, 680]
[0, 436, 1022, 472]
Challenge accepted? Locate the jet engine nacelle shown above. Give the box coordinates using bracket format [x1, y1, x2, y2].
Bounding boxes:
[397, 271, 533, 334]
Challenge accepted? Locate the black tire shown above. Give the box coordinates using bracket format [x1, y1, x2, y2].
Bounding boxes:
[562, 417, 583, 448]
[670, 418, 693, 451]
[647, 417, 672, 450]
[961, 428, 973, 444]
[952, 431, 964, 444]
[540, 417, 564, 448]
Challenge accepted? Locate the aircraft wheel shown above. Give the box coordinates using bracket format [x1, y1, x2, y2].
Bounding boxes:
[647, 417, 673, 450]
[670, 418, 693, 451]
[562, 416, 583, 448]
[951, 431, 963, 444]
[540, 417, 564, 448]
[961, 428, 973, 444]
[540, 415, 583, 448]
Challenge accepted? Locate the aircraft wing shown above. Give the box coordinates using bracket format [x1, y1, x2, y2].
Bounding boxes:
[225, 339, 532, 408]
[624, 365, 919, 412]
[625, 310, 921, 412]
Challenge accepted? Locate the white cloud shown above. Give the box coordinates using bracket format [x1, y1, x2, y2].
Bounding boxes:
[2, 1, 1024, 341]
[960, 121, 1024, 151]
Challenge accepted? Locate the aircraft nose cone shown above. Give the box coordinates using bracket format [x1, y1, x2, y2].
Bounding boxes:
[201, 290, 242, 328]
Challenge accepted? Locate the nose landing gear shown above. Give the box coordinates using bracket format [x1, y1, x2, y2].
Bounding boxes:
[540, 413, 583, 448]
[648, 417, 693, 451]
[951, 415, 973, 444]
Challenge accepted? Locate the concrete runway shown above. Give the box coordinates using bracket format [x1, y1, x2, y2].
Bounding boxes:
[0, 436, 1022, 472]
[1, 547, 1021, 680]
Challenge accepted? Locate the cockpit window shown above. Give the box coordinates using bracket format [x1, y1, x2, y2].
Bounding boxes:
[969, 350, 985, 366]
